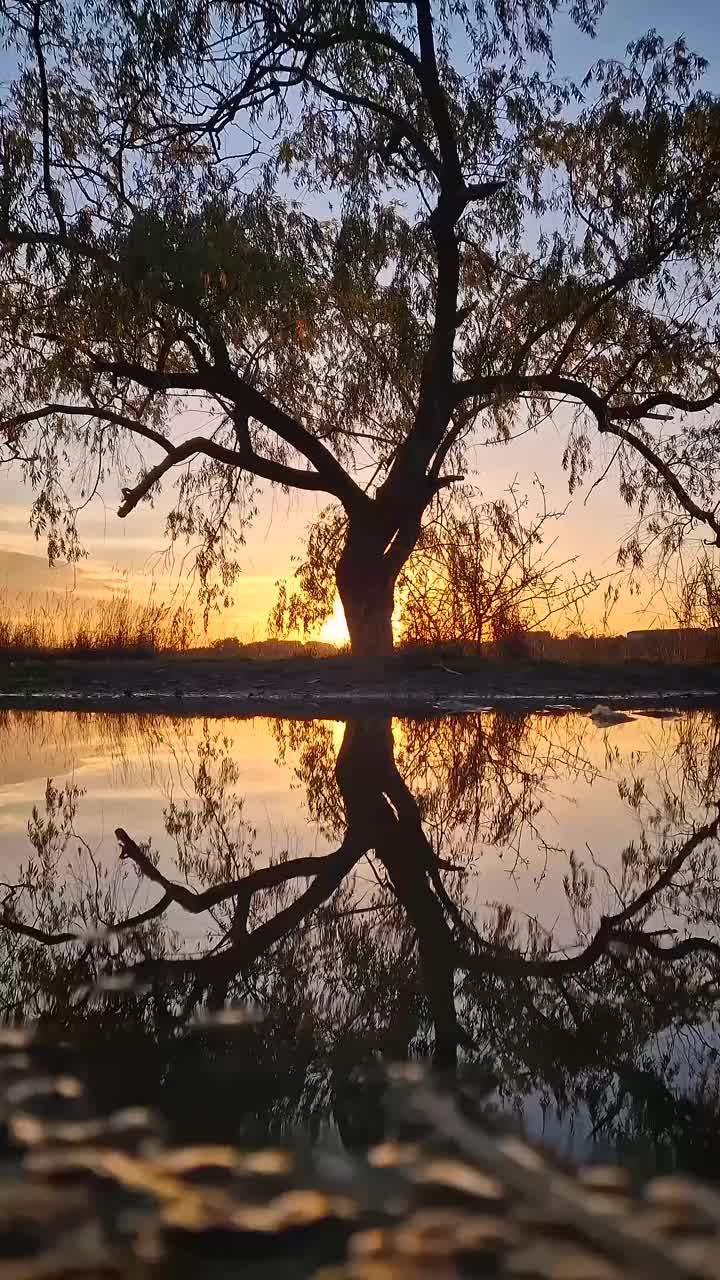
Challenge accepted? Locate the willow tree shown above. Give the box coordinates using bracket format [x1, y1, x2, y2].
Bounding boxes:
[2, 1, 720, 654]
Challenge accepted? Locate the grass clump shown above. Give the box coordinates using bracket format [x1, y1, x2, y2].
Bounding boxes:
[0, 588, 195, 655]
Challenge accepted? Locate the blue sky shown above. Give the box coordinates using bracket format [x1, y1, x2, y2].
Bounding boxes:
[1, 1, 718, 637]
[555, 0, 720, 72]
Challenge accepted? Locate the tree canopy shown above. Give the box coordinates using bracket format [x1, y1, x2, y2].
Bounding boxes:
[2, 0, 720, 649]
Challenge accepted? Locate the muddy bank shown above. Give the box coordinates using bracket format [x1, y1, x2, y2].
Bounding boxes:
[1, 651, 720, 716]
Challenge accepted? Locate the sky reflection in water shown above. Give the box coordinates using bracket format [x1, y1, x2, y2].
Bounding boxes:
[0, 707, 719, 1173]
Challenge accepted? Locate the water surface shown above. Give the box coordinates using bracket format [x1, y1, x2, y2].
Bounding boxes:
[1, 706, 719, 1174]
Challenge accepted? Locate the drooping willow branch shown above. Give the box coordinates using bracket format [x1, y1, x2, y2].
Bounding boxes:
[460, 807, 720, 979]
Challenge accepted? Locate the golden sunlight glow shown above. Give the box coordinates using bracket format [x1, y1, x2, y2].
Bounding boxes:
[320, 595, 350, 648]
[319, 592, 406, 649]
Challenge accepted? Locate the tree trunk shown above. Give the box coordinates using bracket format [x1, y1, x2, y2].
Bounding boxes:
[336, 525, 396, 658]
[336, 719, 462, 1070]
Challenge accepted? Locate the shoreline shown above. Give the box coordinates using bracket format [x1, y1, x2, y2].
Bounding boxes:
[1, 652, 720, 717]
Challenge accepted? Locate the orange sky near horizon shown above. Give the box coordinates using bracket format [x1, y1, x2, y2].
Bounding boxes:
[0, 407, 693, 644]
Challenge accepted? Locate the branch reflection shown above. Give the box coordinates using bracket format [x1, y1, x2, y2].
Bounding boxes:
[1, 708, 720, 1166]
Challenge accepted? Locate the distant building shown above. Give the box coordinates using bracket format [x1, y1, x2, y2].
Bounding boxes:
[626, 628, 720, 661]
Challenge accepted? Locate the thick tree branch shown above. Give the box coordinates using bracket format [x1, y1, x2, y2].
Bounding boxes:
[414, 0, 461, 185]
[114, 829, 368, 988]
[93, 358, 370, 514]
[0, 402, 171, 452]
[453, 373, 720, 543]
[612, 388, 720, 421]
[305, 24, 425, 81]
[599, 419, 720, 545]
[116, 433, 331, 516]
[242, 831, 366, 958]
[0, 893, 172, 946]
[115, 827, 359, 913]
[3, 227, 118, 272]
[0, 401, 341, 515]
[30, 0, 65, 235]
[0, 915, 76, 945]
[463, 810, 720, 979]
[7, 226, 231, 368]
[3, 226, 367, 508]
[614, 930, 720, 965]
[453, 372, 608, 419]
[609, 810, 720, 927]
[429, 403, 488, 482]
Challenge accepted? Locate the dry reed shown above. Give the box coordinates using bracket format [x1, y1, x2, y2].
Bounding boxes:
[0, 587, 195, 654]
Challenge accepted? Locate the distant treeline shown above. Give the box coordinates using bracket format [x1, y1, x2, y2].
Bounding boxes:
[492, 628, 720, 664]
[204, 637, 339, 660]
[210, 630, 720, 664]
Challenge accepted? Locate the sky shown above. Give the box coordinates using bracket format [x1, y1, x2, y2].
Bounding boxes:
[2, 0, 719, 643]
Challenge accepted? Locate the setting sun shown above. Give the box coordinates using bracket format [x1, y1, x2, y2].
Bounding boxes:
[319, 593, 406, 649]
[319, 595, 350, 649]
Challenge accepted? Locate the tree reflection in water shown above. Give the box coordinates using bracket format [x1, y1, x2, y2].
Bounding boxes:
[1, 708, 720, 1171]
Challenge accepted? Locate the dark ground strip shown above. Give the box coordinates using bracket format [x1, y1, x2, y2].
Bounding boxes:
[1, 654, 720, 717]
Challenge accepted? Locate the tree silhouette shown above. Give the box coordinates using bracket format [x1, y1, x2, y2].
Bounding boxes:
[270, 482, 599, 648]
[2, 4, 720, 648]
